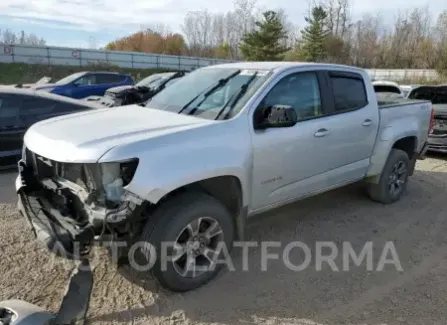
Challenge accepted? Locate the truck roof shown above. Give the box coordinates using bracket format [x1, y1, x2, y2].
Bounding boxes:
[372, 80, 400, 87]
[206, 61, 366, 74]
[83, 71, 131, 75]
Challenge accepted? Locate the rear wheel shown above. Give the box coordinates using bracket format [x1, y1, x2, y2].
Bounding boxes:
[138, 191, 235, 292]
[367, 149, 410, 204]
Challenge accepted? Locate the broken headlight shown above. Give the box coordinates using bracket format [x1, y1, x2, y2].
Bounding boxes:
[100, 159, 139, 203]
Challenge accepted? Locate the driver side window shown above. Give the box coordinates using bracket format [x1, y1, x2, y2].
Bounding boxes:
[74, 74, 97, 86]
[259, 72, 322, 121]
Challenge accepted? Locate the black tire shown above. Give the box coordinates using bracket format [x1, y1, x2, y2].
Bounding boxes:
[137, 191, 235, 292]
[367, 148, 410, 204]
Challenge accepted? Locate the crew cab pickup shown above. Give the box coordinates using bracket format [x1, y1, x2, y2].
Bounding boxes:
[16, 62, 433, 292]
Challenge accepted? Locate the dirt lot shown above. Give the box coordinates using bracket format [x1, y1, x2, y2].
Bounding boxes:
[2, 155, 447, 325]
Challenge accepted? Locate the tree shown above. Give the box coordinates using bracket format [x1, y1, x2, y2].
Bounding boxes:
[300, 6, 329, 62]
[322, 0, 351, 37]
[437, 44, 447, 77]
[0, 29, 46, 46]
[105, 29, 187, 55]
[215, 42, 232, 59]
[239, 10, 289, 61]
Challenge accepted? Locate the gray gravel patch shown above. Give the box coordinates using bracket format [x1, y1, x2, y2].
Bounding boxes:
[1, 156, 447, 325]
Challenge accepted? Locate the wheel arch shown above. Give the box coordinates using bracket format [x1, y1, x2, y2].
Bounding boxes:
[151, 175, 247, 240]
[367, 133, 418, 183]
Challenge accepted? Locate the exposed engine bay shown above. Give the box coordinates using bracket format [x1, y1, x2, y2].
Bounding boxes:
[17, 148, 144, 258]
[101, 85, 157, 107]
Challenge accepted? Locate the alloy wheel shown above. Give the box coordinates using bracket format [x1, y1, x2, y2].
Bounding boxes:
[172, 217, 224, 278]
[388, 160, 408, 197]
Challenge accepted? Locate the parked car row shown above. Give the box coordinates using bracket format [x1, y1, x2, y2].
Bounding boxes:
[0, 87, 102, 168]
[371, 80, 447, 153]
[372, 80, 447, 153]
[0, 71, 187, 168]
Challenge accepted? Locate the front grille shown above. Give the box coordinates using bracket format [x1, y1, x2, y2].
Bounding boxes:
[432, 116, 447, 136]
[429, 144, 447, 149]
[26, 148, 54, 179]
[25, 148, 90, 190]
[431, 129, 447, 136]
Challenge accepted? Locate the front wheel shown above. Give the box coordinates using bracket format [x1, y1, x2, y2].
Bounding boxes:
[138, 191, 235, 292]
[367, 148, 410, 204]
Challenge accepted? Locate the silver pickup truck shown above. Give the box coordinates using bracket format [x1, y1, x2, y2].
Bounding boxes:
[16, 62, 433, 292]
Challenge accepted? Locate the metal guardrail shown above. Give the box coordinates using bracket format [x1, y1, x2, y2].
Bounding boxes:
[0, 44, 442, 81]
[367, 69, 440, 81]
[0, 44, 235, 71]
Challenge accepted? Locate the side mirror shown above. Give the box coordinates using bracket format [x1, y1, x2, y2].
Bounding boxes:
[255, 105, 298, 130]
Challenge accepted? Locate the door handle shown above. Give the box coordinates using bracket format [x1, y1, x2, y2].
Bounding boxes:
[362, 119, 372, 126]
[0, 125, 19, 130]
[314, 128, 329, 137]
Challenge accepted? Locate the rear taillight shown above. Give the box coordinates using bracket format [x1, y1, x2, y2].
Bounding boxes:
[429, 107, 435, 135]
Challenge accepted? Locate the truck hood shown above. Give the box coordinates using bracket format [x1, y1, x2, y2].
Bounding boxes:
[24, 105, 214, 163]
[106, 85, 134, 94]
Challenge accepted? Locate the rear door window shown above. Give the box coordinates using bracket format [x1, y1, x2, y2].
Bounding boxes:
[0, 95, 21, 128]
[20, 96, 57, 125]
[329, 73, 368, 112]
[97, 74, 126, 84]
[53, 101, 93, 114]
[73, 74, 97, 86]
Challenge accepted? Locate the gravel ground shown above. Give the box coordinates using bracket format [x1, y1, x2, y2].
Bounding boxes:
[1, 155, 447, 325]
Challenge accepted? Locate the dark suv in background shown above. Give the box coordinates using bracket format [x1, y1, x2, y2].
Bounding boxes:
[86, 71, 186, 107]
[408, 85, 447, 153]
[0, 87, 100, 168]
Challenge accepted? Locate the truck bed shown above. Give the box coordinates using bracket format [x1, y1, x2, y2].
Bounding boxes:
[378, 98, 431, 154]
[378, 98, 430, 109]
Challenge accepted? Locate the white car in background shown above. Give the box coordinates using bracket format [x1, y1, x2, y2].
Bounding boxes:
[400, 84, 421, 98]
[372, 80, 405, 100]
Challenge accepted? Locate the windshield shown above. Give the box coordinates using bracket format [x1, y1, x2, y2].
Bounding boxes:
[374, 85, 401, 94]
[55, 72, 85, 85]
[408, 86, 447, 104]
[146, 68, 271, 120]
[36, 76, 52, 84]
[136, 73, 176, 88]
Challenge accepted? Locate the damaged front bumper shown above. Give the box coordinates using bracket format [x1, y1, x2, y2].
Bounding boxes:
[428, 134, 447, 153]
[428, 117, 447, 153]
[16, 159, 143, 259]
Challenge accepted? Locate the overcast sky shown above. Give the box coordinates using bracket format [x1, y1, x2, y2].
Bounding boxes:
[0, 0, 446, 48]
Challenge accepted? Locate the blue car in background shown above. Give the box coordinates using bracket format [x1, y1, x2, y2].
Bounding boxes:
[34, 71, 134, 99]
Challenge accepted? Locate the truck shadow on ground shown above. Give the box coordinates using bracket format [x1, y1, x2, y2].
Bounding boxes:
[89, 169, 447, 325]
[426, 152, 447, 161]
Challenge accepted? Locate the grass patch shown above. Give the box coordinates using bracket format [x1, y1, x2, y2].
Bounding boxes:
[0, 62, 179, 85]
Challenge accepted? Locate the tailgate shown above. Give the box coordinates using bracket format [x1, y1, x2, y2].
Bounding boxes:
[379, 100, 432, 153]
